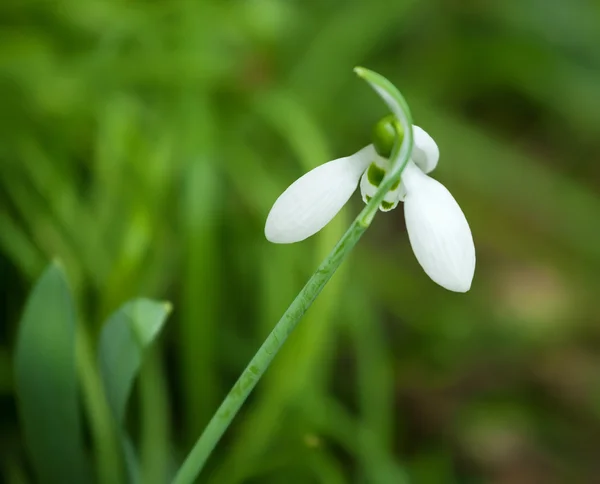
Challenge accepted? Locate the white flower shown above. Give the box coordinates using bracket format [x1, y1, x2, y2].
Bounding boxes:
[402, 160, 475, 292]
[264, 125, 475, 292]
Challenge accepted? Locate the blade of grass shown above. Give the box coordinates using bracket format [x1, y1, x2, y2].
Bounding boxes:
[139, 349, 172, 484]
[347, 287, 399, 484]
[302, 395, 409, 484]
[178, 98, 221, 441]
[77, 324, 123, 484]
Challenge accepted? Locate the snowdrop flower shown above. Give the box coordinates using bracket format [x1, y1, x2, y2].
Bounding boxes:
[265, 117, 475, 292]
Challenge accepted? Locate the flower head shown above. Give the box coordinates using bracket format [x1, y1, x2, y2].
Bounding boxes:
[264, 116, 475, 292]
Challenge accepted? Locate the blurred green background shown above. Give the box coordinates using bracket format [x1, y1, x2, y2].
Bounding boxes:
[2, 0, 600, 482]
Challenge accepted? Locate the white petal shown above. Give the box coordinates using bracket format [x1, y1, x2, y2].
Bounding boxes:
[359, 168, 378, 203]
[412, 125, 439, 174]
[402, 161, 475, 292]
[265, 146, 374, 243]
[381, 181, 406, 211]
[397, 127, 439, 199]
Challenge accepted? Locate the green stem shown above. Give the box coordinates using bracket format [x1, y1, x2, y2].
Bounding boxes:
[171, 211, 370, 484]
[140, 350, 170, 484]
[171, 66, 414, 484]
[172, 164, 407, 484]
[76, 326, 123, 484]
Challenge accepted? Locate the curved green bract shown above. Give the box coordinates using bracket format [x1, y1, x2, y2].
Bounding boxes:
[354, 66, 414, 223]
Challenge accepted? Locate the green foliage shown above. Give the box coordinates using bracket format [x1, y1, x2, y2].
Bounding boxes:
[98, 299, 171, 484]
[14, 262, 88, 483]
[13, 263, 170, 483]
[3, 0, 600, 482]
[99, 299, 171, 426]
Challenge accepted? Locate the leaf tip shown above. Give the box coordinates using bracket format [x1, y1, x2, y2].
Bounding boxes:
[353, 66, 367, 78]
[49, 257, 65, 272]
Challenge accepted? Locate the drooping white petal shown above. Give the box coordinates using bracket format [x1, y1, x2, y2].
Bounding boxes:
[396, 126, 440, 200]
[265, 145, 374, 243]
[402, 161, 475, 292]
[412, 125, 439, 174]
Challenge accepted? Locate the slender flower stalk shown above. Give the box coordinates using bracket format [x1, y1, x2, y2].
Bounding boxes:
[172, 67, 412, 484]
[171, 67, 463, 484]
[171, 217, 372, 484]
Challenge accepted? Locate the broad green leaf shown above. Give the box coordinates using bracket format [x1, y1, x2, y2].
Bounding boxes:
[98, 298, 171, 425]
[14, 261, 88, 483]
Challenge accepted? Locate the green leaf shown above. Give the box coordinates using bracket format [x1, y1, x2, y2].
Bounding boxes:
[14, 261, 88, 483]
[98, 298, 171, 425]
[98, 299, 171, 483]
